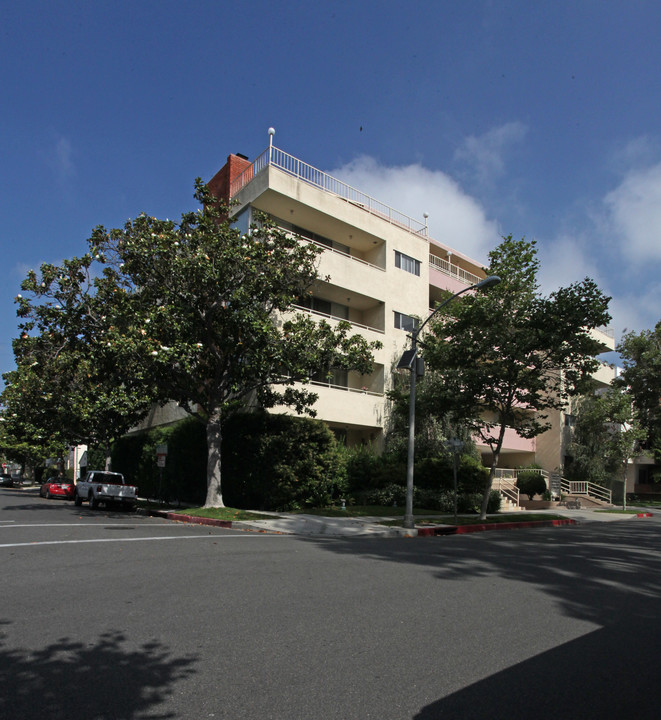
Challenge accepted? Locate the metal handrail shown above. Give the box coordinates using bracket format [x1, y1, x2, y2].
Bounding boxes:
[559, 478, 612, 504]
[494, 468, 548, 480]
[492, 477, 520, 507]
[230, 146, 429, 238]
[429, 254, 481, 286]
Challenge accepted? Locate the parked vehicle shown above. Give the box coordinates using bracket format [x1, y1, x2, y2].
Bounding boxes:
[0, 473, 15, 488]
[74, 471, 138, 510]
[40, 478, 75, 500]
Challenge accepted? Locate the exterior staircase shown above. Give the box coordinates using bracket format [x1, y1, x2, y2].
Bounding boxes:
[492, 477, 523, 512]
[499, 494, 523, 512]
[494, 468, 614, 509]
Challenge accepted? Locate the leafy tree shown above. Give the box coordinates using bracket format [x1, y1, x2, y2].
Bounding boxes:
[0, 401, 65, 479]
[19, 180, 378, 507]
[386, 366, 478, 462]
[3, 254, 157, 468]
[567, 387, 645, 506]
[616, 321, 661, 460]
[422, 235, 611, 519]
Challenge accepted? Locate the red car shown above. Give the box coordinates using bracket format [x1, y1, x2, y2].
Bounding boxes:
[40, 478, 75, 500]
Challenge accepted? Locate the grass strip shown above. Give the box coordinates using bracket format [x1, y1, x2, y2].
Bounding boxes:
[169, 506, 280, 521]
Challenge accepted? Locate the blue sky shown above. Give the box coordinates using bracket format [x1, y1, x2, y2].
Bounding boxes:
[2, 0, 661, 379]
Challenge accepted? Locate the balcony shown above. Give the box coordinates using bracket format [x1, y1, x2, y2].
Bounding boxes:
[429, 253, 481, 286]
[230, 145, 429, 238]
[292, 304, 385, 336]
[590, 326, 616, 353]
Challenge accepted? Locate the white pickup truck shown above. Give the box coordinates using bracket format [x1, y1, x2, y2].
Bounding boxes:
[74, 471, 138, 511]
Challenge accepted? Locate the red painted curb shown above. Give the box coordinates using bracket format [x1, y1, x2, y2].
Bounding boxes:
[636, 512, 653, 518]
[416, 518, 576, 536]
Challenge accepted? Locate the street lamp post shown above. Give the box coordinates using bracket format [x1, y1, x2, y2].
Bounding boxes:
[400, 275, 501, 530]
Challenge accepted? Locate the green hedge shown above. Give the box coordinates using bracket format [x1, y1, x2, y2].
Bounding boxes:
[221, 412, 346, 510]
[111, 412, 346, 511]
[107, 413, 494, 513]
[346, 449, 489, 498]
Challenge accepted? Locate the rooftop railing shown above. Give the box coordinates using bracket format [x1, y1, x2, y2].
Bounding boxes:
[230, 146, 429, 238]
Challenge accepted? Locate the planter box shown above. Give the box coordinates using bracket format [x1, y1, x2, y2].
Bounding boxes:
[519, 500, 561, 510]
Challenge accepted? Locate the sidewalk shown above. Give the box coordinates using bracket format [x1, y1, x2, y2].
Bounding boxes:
[146, 505, 649, 538]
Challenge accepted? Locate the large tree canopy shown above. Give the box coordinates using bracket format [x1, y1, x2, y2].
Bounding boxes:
[6, 181, 381, 506]
[422, 235, 611, 518]
[616, 321, 661, 460]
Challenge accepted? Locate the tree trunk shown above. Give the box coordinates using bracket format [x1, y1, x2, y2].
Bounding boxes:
[104, 443, 112, 471]
[480, 427, 506, 520]
[205, 411, 225, 508]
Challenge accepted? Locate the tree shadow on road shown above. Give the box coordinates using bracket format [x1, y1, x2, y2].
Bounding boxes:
[305, 520, 661, 718]
[0, 626, 197, 720]
[307, 521, 661, 626]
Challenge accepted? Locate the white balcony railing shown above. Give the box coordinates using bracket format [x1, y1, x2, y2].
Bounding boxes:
[291, 305, 385, 335]
[429, 253, 481, 286]
[230, 146, 429, 238]
[287, 230, 385, 273]
[310, 379, 383, 397]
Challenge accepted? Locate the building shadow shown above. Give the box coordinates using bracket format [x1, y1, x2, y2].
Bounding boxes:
[0, 625, 198, 720]
[414, 617, 660, 719]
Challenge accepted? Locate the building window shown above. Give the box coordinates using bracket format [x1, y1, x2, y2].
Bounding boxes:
[231, 207, 251, 235]
[564, 414, 576, 427]
[394, 311, 418, 332]
[395, 250, 421, 276]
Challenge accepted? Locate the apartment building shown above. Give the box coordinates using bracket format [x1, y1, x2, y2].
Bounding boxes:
[207, 132, 614, 473]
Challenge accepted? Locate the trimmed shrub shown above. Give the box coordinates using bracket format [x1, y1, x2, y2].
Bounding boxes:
[222, 412, 346, 511]
[516, 471, 547, 500]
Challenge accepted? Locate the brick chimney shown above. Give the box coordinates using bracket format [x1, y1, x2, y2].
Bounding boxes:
[207, 153, 252, 203]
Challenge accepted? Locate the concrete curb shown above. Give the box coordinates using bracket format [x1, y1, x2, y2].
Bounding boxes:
[141, 507, 579, 537]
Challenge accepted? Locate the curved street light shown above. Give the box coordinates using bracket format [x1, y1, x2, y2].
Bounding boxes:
[399, 275, 501, 530]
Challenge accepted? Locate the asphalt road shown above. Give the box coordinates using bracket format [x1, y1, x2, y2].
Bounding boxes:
[1, 487, 660, 719]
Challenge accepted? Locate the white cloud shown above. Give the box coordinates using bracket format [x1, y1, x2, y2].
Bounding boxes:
[537, 233, 603, 293]
[47, 136, 76, 189]
[328, 147, 661, 341]
[604, 162, 661, 263]
[329, 156, 498, 263]
[453, 121, 528, 185]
